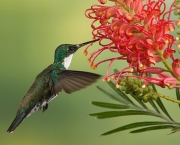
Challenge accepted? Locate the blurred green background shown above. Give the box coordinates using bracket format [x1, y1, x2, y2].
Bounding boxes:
[0, 0, 180, 145]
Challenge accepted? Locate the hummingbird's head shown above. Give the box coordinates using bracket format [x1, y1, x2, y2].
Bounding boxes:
[54, 39, 99, 63]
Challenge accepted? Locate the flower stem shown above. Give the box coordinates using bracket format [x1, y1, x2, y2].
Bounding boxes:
[153, 92, 180, 104]
[156, 50, 180, 82]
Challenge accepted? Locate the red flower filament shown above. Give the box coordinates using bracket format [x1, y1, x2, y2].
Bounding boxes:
[85, 0, 180, 88]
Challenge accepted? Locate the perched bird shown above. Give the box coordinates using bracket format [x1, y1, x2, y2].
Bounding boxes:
[7, 39, 101, 133]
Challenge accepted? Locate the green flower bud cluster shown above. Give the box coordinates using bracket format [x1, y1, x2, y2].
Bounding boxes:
[118, 77, 158, 103]
[174, 0, 180, 18]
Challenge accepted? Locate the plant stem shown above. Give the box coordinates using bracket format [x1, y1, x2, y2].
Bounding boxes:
[156, 50, 180, 82]
[153, 92, 180, 104]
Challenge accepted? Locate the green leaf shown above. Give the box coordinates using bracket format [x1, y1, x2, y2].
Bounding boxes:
[131, 94, 148, 110]
[96, 85, 129, 104]
[151, 83, 174, 121]
[91, 80, 180, 135]
[130, 125, 177, 133]
[155, 97, 174, 121]
[91, 101, 130, 109]
[176, 88, 180, 108]
[148, 99, 160, 114]
[107, 80, 135, 105]
[151, 82, 157, 92]
[170, 127, 180, 134]
[113, 68, 119, 73]
[89, 110, 160, 119]
[102, 121, 176, 136]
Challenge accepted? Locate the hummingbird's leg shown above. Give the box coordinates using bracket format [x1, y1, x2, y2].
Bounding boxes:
[42, 103, 48, 112]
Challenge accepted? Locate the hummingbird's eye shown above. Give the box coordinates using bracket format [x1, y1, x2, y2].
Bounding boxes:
[67, 45, 76, 51]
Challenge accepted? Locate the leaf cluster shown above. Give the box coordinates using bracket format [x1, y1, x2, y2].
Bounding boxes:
[90, 79, 180, 135]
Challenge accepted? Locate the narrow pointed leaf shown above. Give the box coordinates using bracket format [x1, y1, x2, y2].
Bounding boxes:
[131, 95, 148, 110]
[96, 85, 129, 104]
[151, 83, 173, 121]
[150, 79, 157, 92]
[89, 110, 160, 119]
[148, 99, 160, 114]
[107, 80, 135, 105]
[113, 68, 119, 73]
[170, 127, 180, 134]
[102, 121, 177, 136]
[155, 97, 174, 121]
[130, 125, 177, 133]
[91, 101, 129, 109]
[176, 88, 180, 108]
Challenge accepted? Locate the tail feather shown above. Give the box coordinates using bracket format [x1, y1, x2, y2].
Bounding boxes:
[7, 113, 26, 133]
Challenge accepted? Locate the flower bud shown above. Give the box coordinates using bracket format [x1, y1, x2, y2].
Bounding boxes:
[142, 67, 163, 74]
[98, 0, 107, 4]
[172, 59, 180, 77]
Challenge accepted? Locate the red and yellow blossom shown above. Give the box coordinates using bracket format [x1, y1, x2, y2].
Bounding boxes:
[85, 0, 180, 89]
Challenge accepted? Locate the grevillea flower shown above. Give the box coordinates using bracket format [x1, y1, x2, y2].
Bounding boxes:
[85, 0, 180, 88]
[172, 58, 180, 77]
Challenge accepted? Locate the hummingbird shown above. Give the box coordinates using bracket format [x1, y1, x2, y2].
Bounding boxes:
[7, 39, 101, 133]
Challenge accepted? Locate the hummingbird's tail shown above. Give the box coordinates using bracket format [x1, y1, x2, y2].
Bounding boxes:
[7, 113, 26, 133]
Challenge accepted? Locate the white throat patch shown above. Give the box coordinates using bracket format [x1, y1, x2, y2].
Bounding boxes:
[63, 54, 73, 69]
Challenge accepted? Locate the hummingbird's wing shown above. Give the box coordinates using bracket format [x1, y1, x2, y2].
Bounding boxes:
[48, 70, 101, 95]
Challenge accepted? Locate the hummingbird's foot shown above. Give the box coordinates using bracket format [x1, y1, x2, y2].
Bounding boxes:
[42, 103, 48, 112]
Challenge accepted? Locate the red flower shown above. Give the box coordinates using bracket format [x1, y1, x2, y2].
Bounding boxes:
[172, 59, 180, 77]
[143, 73, 178, 88]
[85, 0, 180, 88]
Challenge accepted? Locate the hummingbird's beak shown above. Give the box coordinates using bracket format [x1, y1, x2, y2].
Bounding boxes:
[76, 39, 99, 49]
